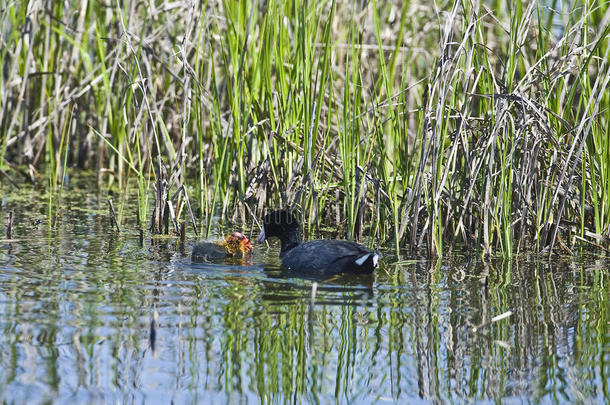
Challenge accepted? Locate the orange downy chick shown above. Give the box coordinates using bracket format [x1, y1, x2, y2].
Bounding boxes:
[220, 232, 254, 256]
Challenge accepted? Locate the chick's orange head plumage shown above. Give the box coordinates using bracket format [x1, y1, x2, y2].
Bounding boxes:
[224, 232, 254, 255]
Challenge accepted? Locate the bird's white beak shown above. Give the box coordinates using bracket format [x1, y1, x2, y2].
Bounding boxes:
[257, 228, 266, 244]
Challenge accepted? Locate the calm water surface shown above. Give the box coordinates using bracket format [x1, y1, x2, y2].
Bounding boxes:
[0, 179, 608, 404]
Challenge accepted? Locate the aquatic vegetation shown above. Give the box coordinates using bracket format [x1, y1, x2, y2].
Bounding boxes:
[1, 1, 608, 255]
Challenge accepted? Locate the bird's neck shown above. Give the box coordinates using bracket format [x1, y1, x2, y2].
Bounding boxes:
[279, 231, 301, 255]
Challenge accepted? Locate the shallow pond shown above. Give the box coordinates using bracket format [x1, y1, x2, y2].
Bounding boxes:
[0, 178, 608, 404]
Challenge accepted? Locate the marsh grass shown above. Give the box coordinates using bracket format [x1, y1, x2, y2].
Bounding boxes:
[1, 0, 609, 256]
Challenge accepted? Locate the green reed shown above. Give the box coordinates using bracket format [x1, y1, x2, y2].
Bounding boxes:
[1, 0, 608, 255]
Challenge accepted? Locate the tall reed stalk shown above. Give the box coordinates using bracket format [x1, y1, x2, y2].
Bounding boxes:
[1, 0, 608, 256]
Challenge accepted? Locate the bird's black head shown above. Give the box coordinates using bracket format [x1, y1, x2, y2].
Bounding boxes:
[258, 209, 301, 252]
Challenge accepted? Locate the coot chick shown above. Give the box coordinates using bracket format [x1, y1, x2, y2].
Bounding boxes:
[192, 232, 253, 262]
[258, 210, 379, 275]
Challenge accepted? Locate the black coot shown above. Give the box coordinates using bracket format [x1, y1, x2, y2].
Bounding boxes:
[258, 210, 379, 275]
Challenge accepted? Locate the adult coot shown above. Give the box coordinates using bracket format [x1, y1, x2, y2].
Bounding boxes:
[192, 232, 253, 262]
[258, 210, 379, 275]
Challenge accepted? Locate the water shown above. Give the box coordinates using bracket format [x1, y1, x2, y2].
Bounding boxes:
[0, 179, 608, 404]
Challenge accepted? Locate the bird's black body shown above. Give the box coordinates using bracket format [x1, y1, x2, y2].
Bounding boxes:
[191, 242, 231, 262]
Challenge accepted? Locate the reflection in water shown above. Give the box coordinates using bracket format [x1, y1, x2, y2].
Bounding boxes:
[0, 182, 608, 403]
